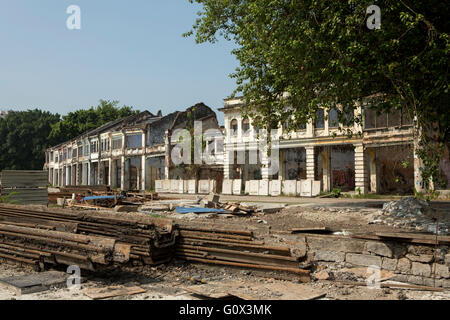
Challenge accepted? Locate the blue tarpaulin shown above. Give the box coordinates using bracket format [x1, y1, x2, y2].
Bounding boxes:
[175, 207, 226, 214]
[81, 195, 124, 202]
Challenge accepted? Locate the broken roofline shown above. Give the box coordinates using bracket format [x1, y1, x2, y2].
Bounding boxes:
[47, 102, 217, 151]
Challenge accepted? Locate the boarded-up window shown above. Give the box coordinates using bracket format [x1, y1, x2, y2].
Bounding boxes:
[126, 134, 142, 149]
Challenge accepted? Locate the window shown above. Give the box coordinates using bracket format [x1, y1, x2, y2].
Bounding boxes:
[101, 138, 110, 152]
[315, 109, 325, 129]
[126, 134, 142, 149]
[112, 137, 122, 150]
[364, 107, 413, 129]
[230, 119, 238, 136]
[84, 143, 89, 155]
[59, 153, 63, 162]
[329, 109, 339, 128]
[50, 152, 54, 162]
[242, 118, 250, 136]
[78, 146, 83, 157]
[90, 141, 98, 153]
[63, 150, 67, 160]
[72, 148, 77, 158]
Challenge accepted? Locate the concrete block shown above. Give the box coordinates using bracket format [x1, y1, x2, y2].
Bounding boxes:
[300, 179, 312, 197]
[258, 180, 269, 196]
[187, 180, 197, 194]
[405, 254, 433, 263]
[433, 264, 449, 279]
[178, 180, 184, 194]
[198, 180, 210, 194]
[162, 180, 171, 193]
[296, 181, 302, 196]
[345, 253, 382, 267]
[381, 257, 398, 271]
[244, 181, 250, 194]
[155, 180, 163, 193]
[249, 180, 259, 196]
[282, 180, 297, 196]
[312, 181, 321, 196]
[411, 262, 431, 277]
[232, 179, 242, 195]
[313, 250, 346, 262]
[407, 275, 424, 285]
[307, 236, 366, 253]
[170, 180, 179, 193]
[269, 180, 281, 196]
[396, 258, 412, 274]
[222, 179, 233, 195]
[365, 241, 393, 258]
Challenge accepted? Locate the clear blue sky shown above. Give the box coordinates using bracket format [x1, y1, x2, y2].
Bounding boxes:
[0, 0, 239, 124]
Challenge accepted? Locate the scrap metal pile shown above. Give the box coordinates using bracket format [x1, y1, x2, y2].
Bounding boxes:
[0, 204, 175, 271]
[0, 204, 310, 280]
[175, 223, 310, 282]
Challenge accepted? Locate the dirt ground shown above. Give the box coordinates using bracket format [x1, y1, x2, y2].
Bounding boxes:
[1, 196, 449, 300]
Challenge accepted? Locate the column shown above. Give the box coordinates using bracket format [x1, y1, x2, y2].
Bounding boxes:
[120, 156, 126, 190]
[354, 143, 368, 194]
[87, 161, 91, 185]
[141, 155, 146, 191]
[321, 147, 331, 192]
[260, 151, 270, 180]
[367, 148, 378, 193]
[306, 146, 315, 180]
[108, 159, 112, 188]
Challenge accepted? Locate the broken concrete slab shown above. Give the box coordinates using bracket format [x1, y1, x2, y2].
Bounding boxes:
[0, 271, 70, 295]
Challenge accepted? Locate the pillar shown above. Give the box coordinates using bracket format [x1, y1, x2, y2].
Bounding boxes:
[141, 155, 146, 191]
[367, 148, 378, 193]
[306, 146, 315, 180]
[321, 147, 331, 192]
[354, 143, 368, 194]
[108, 159, 112, 188]
[120, 156, 126, 190]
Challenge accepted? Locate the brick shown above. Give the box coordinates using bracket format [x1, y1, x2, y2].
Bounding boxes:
[365, 241, 393, 258]
[345, 253, 382, 267]
[313, 250, 345, 262]
[405, 254, 434, 263]
[396, 258, 411, 274]
[432, 264, 449, 279]
[307, 236, 366, 253]
[411, 262, 432, 277]
[381, 257, 398, 271]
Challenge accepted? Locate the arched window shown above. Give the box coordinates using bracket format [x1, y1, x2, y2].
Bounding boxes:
[230, 119, 238, 136]
[242, 118, 250, 136]
[315, 109, 325, 129]
[329, 108, 339, 128]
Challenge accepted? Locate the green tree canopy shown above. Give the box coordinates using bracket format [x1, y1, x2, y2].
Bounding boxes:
[48, 100, 139, 145]
[0, 109, 60, 170]
[186, 0, 449, 188]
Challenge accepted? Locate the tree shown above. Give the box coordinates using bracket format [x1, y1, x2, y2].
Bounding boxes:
[48, 100, 139, 145]
[185, 0, 449, 189]
[0, 110, 60, 170]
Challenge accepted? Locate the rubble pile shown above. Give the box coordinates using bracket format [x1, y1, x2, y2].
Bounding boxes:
[371, 197, 449, 234]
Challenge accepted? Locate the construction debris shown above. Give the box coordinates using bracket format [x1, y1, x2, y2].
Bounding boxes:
[83, 285, 146, 300]
[371, 197, 449, 234]
[0, 271, 70, 295]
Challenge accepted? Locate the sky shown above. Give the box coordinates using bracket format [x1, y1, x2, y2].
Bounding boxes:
[0, 1, 239, 124]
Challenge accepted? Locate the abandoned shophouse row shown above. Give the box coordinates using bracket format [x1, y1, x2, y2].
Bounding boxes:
[45, 99, 445, 195]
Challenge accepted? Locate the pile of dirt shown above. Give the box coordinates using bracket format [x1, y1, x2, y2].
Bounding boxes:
[371, 197, 449, 234]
